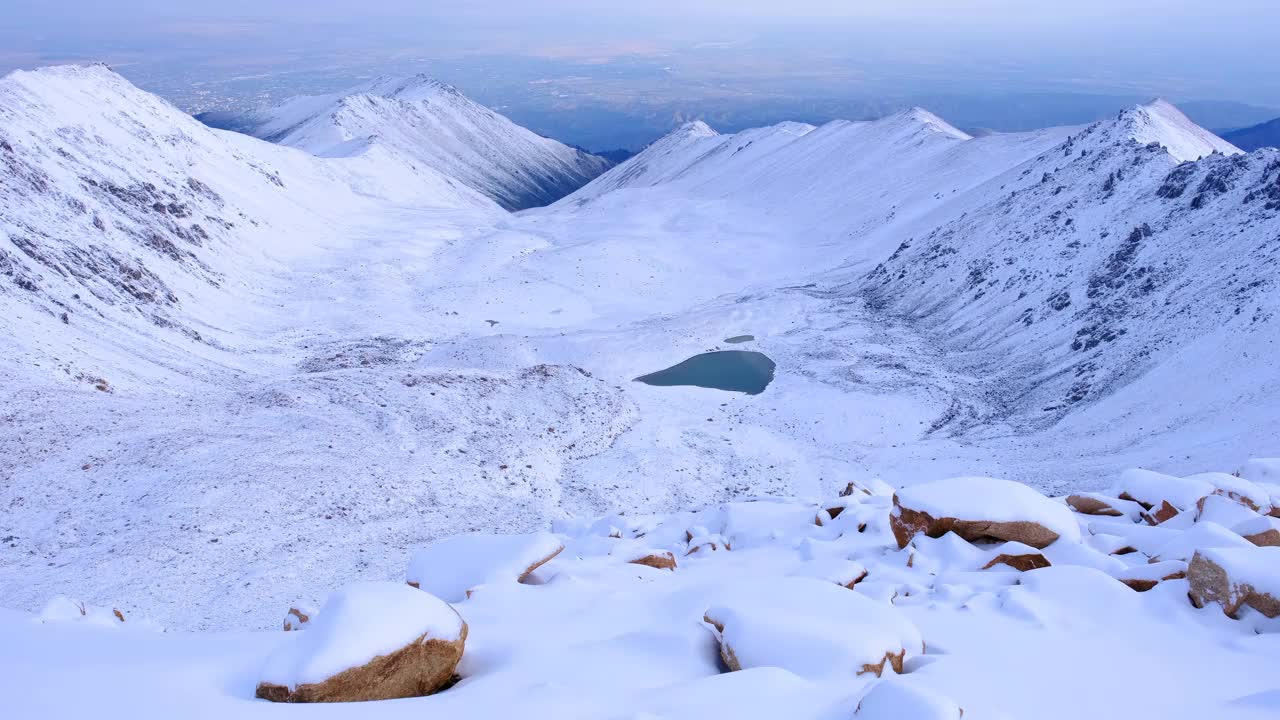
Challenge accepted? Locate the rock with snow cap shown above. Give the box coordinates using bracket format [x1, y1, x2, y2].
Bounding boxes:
[891, 476, 1080, 549]
[1066, 493, 1143, 520]
[1188, 547, 1280, 618]
[283, 604, 318, 631]
[1234, 516, 1280, 547]
[1114, 469, 1213, 512]
[406, 532, 563, 602]
[256, 582, 466, 703]
[703, 577, 923, 679]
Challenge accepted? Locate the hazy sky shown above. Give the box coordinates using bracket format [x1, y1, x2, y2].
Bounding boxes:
[5, 0, 1280, 108]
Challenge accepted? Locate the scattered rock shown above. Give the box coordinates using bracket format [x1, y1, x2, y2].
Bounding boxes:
[703, 577, 923, 679]
[1066, 493, 1130, 517]
[1188, 548, 1280, 618]
[982, 543, 1052, 572]
[1113, 560, 1187, 592]
[628, 551, 678, 570]
[256, 582, 467, 703]
[891, 476, 1080, 549]
[1149, 521, 1253, 562]
[406, 532, 564, 602]
[1234, 517, 1280, 547]
[283, 604, 317, 631]
[1115, 468, 1212, 512]
[1142, 500, 1181, 525]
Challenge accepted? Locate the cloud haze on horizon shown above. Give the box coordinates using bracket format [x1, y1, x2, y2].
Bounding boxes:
[4, 0, 1279, 115]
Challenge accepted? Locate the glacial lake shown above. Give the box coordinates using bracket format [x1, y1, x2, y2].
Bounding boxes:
[635, 350, 776, 395]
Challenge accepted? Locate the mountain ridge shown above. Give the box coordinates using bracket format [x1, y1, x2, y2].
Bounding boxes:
[231, 75, 613, 211]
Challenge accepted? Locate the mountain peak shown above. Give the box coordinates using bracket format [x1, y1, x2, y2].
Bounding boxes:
[884, 107, 973, 141]
[363, 74, 462, 103]
[235, 74, 609, 210]
[672, 120, 719, 139]
[1112, 99, 1242, 161]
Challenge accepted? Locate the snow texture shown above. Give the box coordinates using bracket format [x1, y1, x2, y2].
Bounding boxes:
[405, 532, 563, 602]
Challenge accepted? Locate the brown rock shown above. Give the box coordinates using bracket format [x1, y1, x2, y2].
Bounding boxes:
[982, 552, 1052, 572]
[1117, 491, 1153, 511]
[256, 623, 468, 703]
[858, 649, 906, 677]
[629, 552, 677, 570]
[517, 545, 562, 584]
[844, 569, 870, 588]
[1066, 495, 1124, 517]
[1243, 528, 1280, 548]
[816, 505, 847, 526]
[1144, 500, 1180, 525]
[283, 607, 311, 632]
[890, 496, 1061, 549]
[840, 482, 872, 498]
[1122, 579, 1159, 592]
[1188, 551, 1280, 619]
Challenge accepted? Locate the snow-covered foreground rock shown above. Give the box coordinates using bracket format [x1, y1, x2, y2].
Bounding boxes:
[3, 472, 1279, 718]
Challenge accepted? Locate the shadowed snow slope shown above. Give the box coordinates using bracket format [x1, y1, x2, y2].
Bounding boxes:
[233, 75, 613, 210]
[3, 68, 1279, 637]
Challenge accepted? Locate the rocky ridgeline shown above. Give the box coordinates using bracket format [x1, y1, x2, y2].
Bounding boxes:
[193, 459, 1280, 711]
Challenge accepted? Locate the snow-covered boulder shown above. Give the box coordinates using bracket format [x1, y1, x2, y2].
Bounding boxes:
[1234, 516, 1280, 547]
[1114, 469, 1213, 512]
[1148, 521, 1253, 562]
[1112, 560, 1187, 592]
[1188, 548, 1280, 618]
[1195, 494, 1264, 529]
[791, 556, 869, 588]
[283, 604, 317, 631]
[891, 476, 1080, 549]
[1188, 472, 1273, 513]
[703, 577, 923, 679]
[256, 582, 466, 703]
[855, 678, 963, 719]
[980, 541, 1052, 572]
[406, 532, 563, 602]
[1065, 493, 1142, 519]
[624, 550, 678, 570]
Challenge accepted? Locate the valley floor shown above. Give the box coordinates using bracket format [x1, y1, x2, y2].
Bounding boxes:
[3, 194, 1273, 630]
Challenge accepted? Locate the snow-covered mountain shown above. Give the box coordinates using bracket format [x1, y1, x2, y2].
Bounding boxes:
[230, 75, 613, 210]
[862, 102, 1276, 431]
[0, 64, 498, 367]
[3, 65, 1280, 650]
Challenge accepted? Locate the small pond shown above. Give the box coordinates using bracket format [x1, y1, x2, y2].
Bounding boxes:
[635, 350, 776, 395]
[723, 335, 755, 344]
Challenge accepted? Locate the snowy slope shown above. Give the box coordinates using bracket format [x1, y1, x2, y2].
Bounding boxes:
[4, 473, 1278, 720]
[862, 102, 1280, 436]
[559, 109, 1073, 268]
[0, 64, 497, 370]
[235, 75, 613, 211]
